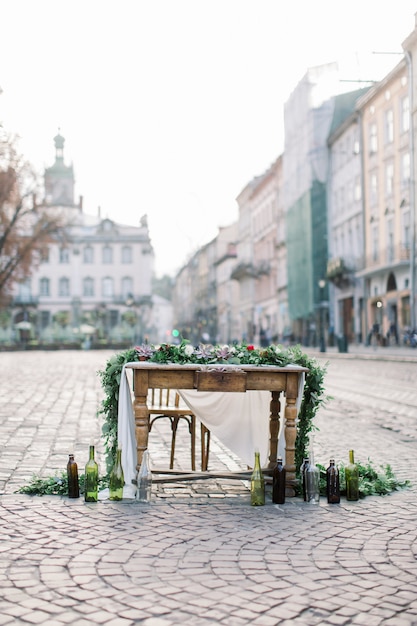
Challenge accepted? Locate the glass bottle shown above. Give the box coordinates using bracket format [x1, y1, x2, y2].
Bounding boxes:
[345, 449, 359, 501]
[136, 449, 153, 503]
[305, 449, 320, 504]
[109, 447, 124, 501]
[67, 453, 80, 499]
[85, 445, 99, 502]
[326, 459, 340, 504]
[300, 457, 310, 501]
[272, 456, 286, 504]
[250, 451, 265, 506]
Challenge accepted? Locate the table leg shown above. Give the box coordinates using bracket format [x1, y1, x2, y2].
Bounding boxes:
[133, 371, 150, 471]
[284, 396, 297, 496]
[268, 391, 281, 469]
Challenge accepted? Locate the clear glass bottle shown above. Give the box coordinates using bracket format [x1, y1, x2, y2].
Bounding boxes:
[109, 447, 124, 501]
[250, 451, 265, 506]
[300, 457, 310, 501]
[85, 445, 99, 502]
[326, 459, 340, 504]
[305, 449, 320, 504]
[136, 449, 153, 503]
[272, 457, 286, 504]
[67, 453, 80, 499]
[345, 449, 359, 501]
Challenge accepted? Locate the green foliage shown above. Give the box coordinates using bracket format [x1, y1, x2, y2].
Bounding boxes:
[98, 341, 328, 473]
[315, 460, 410, 499]
[16, 472, 109, 496]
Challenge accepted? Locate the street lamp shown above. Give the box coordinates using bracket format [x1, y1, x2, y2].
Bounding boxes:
[318, 279, 326, 353]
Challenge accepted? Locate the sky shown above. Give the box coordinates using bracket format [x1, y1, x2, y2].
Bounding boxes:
[1, 0, 416, 277]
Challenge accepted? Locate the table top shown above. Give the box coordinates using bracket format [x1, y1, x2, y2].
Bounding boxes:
[126, 361, 308, 373]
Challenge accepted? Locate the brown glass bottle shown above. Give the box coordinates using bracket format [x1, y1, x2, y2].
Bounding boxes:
[326, 459, 340, 503]
[272, 457, 286, 504]
[67, 454, 80, 498]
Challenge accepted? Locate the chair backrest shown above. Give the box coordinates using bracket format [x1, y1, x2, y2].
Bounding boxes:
[150, 388, 180, 408]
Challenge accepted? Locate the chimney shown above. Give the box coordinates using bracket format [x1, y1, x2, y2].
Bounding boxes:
[79, 195, 83, 212]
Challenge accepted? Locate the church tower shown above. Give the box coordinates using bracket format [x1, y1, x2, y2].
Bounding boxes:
[44, 131, 75, 205]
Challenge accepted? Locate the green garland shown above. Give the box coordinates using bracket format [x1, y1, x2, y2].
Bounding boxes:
[98, 341, 328, 475]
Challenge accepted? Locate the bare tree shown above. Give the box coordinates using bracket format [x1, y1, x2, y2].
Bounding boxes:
[0, 128, 67, 305]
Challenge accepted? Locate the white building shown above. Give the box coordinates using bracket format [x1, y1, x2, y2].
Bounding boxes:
[11, 133, 164, 346]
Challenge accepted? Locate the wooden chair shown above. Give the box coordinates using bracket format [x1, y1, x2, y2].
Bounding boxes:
[148, 389, 210, 471]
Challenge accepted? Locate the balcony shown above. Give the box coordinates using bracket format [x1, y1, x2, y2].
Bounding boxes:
[230, 262, 257, 281]
[326, 257, 352, 289]
[12, 295, 39, 306]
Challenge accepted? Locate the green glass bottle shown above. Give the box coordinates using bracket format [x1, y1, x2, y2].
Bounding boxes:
[67, 453, 80, 499]
[250, 451, 265, 506]
[109, 447, 124, 501]
[85, 445, 99, 502]
[345, 449, 359, 501]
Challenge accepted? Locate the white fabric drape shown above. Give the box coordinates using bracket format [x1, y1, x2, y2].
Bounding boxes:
[115, 363, 305, 494]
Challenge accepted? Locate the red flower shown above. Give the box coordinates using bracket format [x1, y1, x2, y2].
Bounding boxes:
[247, 345, 255, 351]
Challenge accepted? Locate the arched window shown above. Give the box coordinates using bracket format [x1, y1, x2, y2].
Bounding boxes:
[39, 277, 50, 297]
[387, 273, 397, 292]
[122, 246, 133, 264]
[102, 246, 113, 264]
[59, 247, 70, 263]
[102, 277, 114, 297]
[83, 277, 94, 297]
[122, 277, 133, 299]
[59, 277, 70, 297]
[83, 246, 94, 264]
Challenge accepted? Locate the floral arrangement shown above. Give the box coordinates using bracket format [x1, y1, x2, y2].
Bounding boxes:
[99, 340, 328, 475]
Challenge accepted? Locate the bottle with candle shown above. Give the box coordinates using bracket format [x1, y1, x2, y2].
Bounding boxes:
[85, 444, 99, 502]
[109, 446, 124, 501]
[67, 453, 80, 499]
[136, 449, 152, 503]
[305, 446, 320, 504]
[250, 450, 265, 506]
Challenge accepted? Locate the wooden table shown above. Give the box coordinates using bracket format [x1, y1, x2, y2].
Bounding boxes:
[126, 362, 308, 496]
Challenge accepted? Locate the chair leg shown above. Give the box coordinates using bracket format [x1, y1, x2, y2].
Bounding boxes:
[201, 423, 210, 471]
[190, 416, 196, 471]
[170, 417, 179, 469]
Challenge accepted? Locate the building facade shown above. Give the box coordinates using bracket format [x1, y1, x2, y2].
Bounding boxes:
[9, 133, 164, 346]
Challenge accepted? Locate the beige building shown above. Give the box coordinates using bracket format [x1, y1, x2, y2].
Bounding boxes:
[356, 59, 412, 341]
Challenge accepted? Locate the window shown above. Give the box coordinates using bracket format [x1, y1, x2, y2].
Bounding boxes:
[40, 248, 50, 263]
[59, 277, 70, 297]
[402, 209, 410, 249]
[83, 246, 94, 264]
[386, 218, 394, 262]
[122, 277, 133, 299]
[372, 224, 379, 262]
[102, 277, 114, 297]
[401, 95, 410, 133]
[369, 123, 378, 154]
[102, 246, 113, 264]
[39, 277, 50, 297]
[385, 163, 394, 197]
[384, 109, 394, 144]
[122, 246, 133, 264]
[401, 152, 410, 187]
[83, 277, 94, 297]
[59, 247, 70, 263]
[354, 176, 361, 201]
[370, 172, 378, 207]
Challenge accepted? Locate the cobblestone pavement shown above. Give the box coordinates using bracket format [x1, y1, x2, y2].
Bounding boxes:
[1, 349, 417, 625]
